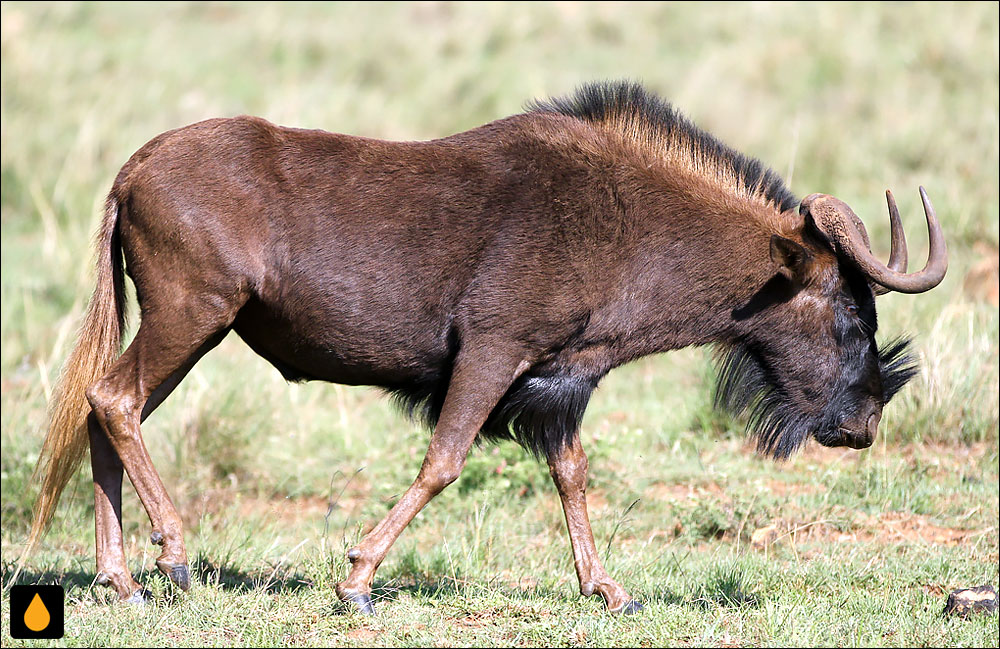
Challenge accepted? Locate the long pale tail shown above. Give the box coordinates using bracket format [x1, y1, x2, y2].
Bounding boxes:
[22, 195, 127, 557]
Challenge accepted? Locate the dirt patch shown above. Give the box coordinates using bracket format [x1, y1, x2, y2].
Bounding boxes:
[644, 481, 725, 501]
[750, 510, 992, 549]
[899, 441, 995, 474]
[457, 612, 497, 628]
[860, 511, 984, 545]
[346, 626, 379, 642]
[643, 477, 823, 507]
[250, 494, 327, 521]
[750, 523, 783, 548]
[763, 479, 826, 497]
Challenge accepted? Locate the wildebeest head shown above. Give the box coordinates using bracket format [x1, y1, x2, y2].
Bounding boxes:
[717, 188, 947, 458]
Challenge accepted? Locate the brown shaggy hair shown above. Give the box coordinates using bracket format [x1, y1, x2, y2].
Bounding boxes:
[529, 80, 799, 213]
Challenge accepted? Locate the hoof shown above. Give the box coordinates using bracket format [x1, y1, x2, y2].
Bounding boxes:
[340, 590, 376, 615]
[156, 560, 191, 591]
[124, 589, 152, 606]
[611, 599, 644, 615]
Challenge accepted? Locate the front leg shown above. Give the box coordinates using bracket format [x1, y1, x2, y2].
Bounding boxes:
[336, 348, 530, 614]
[547, 435, 641, 613]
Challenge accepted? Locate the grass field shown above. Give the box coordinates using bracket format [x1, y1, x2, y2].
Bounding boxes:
[2, 2, 998, 646]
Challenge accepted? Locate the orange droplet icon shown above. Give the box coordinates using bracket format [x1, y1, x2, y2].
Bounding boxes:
[24, 592, 51, 632]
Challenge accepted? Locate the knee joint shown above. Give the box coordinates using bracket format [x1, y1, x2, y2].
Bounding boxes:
[86, 382, 139, 430]
[549, 457, 589, 491]
[420, 460, 464, 493]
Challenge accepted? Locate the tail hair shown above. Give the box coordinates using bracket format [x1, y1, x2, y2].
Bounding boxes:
[22, 195, 127, 557]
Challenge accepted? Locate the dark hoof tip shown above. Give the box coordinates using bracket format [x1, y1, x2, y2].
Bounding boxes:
[157, 561, 191, 591]
[342, 591, 376, 615]
[124, 589, 152, 606]
[613, 599, 644, 615]
[169, 565, 191, 591]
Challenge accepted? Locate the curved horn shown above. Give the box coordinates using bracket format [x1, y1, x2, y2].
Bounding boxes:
[804, 187, 947, 295]
[872, 189, 910, 295]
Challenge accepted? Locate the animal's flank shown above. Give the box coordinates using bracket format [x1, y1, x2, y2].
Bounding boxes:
[529, 80, 798, 213]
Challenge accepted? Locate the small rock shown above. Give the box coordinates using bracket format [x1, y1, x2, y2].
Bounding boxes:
[943, 584, 998, 617]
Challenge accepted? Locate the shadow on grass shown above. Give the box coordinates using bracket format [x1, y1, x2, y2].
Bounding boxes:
[2, 554, 313, 600]
[645, 566, 765, 611]
[5, 554, 477, 613]
[2, 565, 98, 592]
[191, 553, 314, 595]
[326, 575, 469, 615]
[6, 558, 765, 615]
[336, 573, 572, 615]
[364, 567, 765, 614]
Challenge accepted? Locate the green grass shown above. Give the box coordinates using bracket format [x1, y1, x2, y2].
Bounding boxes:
[2, 2, 998, 647]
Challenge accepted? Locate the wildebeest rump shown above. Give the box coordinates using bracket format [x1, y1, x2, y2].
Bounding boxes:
[26, 82, 946, 613]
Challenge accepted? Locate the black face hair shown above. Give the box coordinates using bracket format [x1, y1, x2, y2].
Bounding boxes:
[878, 338, 919, 401]
[713, 337, 917, 459]
[529, 80, 799, 213]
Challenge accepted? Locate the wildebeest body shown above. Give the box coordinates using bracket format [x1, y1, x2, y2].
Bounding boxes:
[127, 110, 769, 452]
[26, 82, 946, 614]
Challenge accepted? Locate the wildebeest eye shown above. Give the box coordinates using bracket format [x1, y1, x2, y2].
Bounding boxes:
[846, 304, 859, 316]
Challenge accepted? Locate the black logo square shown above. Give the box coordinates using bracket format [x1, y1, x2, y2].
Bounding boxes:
[8, 585, 65, 639]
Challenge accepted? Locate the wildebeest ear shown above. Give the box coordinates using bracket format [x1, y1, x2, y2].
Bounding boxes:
[769, 235, 812, 283]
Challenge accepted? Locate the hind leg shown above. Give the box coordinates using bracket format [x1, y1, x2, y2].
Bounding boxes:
[89, 330, 228, 600]
[548, 435, 640, 613]
[87, 299, 238, 594]
[89, 412, 144, 601]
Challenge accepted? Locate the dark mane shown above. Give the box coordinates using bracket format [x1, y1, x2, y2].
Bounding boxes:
[529, 80, 798, 213]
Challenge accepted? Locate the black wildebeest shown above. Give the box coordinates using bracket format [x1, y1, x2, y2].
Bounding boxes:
[26, 82, 946, 614]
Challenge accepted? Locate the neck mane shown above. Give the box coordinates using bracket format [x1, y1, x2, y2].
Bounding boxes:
[529, 81, 798, 214]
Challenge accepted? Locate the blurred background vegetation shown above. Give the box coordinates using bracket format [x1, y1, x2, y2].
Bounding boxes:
[1, 2, 997, 646]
